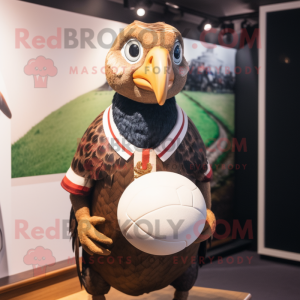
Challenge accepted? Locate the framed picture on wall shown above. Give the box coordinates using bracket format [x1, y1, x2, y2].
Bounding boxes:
[0, 0, 237, 285]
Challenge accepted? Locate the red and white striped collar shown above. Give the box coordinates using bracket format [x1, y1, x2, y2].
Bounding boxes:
[103, 103, 188, 162]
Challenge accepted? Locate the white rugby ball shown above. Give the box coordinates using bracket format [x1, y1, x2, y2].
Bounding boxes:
[117, 172, 207, 256]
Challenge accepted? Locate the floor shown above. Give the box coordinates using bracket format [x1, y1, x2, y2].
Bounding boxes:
[59, 250, 300, 300]
[59, 286, 251, 300]
[195, 250, 300, 300]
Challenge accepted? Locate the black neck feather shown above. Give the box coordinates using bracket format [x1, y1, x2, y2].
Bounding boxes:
[112, 93, 177, 149]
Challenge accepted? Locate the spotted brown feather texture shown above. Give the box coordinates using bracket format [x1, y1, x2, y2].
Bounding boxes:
[71, 111, 123, 183]
[70, 111, 209, 296]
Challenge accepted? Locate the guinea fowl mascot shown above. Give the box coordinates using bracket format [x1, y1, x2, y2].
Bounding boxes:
[61, 21, 216, 300]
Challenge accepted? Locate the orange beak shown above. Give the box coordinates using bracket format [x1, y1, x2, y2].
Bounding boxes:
[133, 47, 174, 105]
[0, 91, 12, 119]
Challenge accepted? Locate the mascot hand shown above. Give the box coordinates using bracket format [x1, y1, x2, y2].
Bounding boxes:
[77, 216, 113, 256]
[194, 209, 216, 244]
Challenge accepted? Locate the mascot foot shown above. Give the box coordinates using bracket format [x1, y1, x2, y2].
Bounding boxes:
[174, 290, 189, 300]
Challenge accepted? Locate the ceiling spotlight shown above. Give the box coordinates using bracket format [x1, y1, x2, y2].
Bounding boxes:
[241, 19, 250, 29]
[221, 22, 234, 34]
[204, 23, 212, 31]
[197, 19, 219, 32]
[165, 2, 179, 9]
[137, 8, 145, 16]
[134, 0, 152, 16]
[221, 22, 235, 44]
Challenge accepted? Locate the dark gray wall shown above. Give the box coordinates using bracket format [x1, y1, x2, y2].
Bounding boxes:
[264, 9, 300, 254]
[234, 43, 258, 250]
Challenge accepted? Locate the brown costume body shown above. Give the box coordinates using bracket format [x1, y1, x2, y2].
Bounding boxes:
[63, 21, 216, 300]
[70, 110, 209, 296]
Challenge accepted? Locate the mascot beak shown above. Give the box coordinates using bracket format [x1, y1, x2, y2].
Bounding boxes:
[0, 91, 12, 119]
[133, 47, 174, 105]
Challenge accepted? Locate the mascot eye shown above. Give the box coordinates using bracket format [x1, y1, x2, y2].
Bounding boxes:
[173, 41, 182, 65]
[121, 39, 143, 64]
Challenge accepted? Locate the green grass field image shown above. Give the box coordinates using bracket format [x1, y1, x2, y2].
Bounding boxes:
[11, 90, 233, 178]
[183, 91, 235, 136]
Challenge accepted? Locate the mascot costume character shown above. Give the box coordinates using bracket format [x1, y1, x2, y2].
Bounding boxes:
[61, 21, 216, 300]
